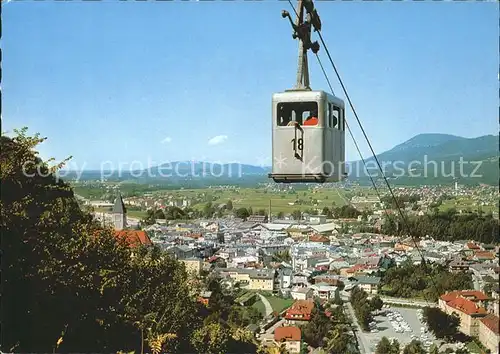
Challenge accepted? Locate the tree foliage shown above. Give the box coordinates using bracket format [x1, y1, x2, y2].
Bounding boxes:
[350, 287, 373, 331]
[302, 303, 356, 353]
[402, 340, 427, 354]
[422, 307, 460, 340]
[1, 129, 257, 353]
[375, 337, 400, 354]
[302, 306, 331, 348]
[234, 207, 250, 219]
[381, 209, 499, 243]
[380, 260, 473, 301]
[191, 322, 230, 354]
[370, 296, 384, 313]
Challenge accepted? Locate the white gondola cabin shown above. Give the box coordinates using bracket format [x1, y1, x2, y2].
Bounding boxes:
[269, 89, 346, 183]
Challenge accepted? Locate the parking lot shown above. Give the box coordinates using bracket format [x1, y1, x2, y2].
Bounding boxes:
[360, 306, 440, 353]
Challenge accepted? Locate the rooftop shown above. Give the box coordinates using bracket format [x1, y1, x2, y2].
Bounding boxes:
[114, 230, 151, 247]
[446, 297, 488, 316]
[479, 314, 499, 335]
[274, 326, 301, 342]
[286, 299, 314, 316]
[440, 290, 490, 302]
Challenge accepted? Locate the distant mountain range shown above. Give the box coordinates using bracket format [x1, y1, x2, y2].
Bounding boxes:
[350, 133, 498, 185]
[360, 133, 497, 163]
[67, 133, 498, 186]
[144, 162, 270, 177]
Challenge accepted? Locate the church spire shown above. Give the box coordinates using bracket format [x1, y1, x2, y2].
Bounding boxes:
[112, 193, 127, 230]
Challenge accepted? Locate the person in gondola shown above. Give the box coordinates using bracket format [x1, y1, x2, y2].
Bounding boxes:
[303, 109, 318, 126]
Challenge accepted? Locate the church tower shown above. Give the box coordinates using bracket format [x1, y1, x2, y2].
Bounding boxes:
[112, 193, 127, 230]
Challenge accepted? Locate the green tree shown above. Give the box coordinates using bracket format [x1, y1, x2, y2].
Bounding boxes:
[142, 210, 157, 225]
[403, 340, 426, 354]
[257, 209, 267, 216]
[234, 207, 250, 219]
[292, 209, 302, 220]
[375, 337, 400, 354]
[350, 287, 373, 331]
[302, 306, 331, 348]
[423, 307, 460, 340]
[154, 209, 166, 219]
[0, 129, 209, 354]
[324, 325, 357, 354]
[203, 202, 215, 218]
[428, 343, 440, 354]
[226, 200, 233, 211]
[191, 322, 229, 354]
[370, 296, 384, 313]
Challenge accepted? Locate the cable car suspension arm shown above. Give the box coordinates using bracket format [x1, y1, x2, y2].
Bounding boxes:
[282, 0, 321, 90]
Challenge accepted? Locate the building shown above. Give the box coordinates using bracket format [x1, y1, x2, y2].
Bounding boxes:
[310, 283, 339, 302]
[165, 245, 196, 260]
[285, 299, 314, 324]
[218, 268, 276, 292]
[313, 274, 344, 287]
[181, 258, 203, 275]
[351, 276, 381, 294]
[290, 287, 313, 300]
[247, 215, 268, 223]
[309, 215, 327, 225]
[114, 230, 152, 248]
[277, 267, 293, 289]
[112, 194, 127, 230]
[478, 314, 499, 354]
[490, 289, 499, 316]
[249, 269, 276, 291]
[448, 259, 470, 273]
[274, 326, 302, 354]
[439, 291, 490, 337]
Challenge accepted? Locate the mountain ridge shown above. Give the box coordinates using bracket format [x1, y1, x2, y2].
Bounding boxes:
[65, 133, 498, 185]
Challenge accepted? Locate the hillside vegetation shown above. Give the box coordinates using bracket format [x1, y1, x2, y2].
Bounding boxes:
[1, 129, 258, 353]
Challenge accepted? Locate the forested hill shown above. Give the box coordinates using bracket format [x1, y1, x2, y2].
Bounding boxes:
[1, 130, 262, 353]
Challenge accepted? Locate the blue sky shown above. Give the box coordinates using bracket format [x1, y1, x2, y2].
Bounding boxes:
[3, 1, 498, 170]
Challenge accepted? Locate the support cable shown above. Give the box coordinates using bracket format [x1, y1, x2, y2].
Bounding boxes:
[286, 0, 444, 304]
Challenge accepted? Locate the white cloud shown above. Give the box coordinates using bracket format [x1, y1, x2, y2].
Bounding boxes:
[208, 135, 228, 146]
[161, 136, 172, 144]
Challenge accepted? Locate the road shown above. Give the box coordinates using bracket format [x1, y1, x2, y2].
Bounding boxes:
[258, 294, 273, 317]
[378, 296, 438, 308]
[472, 274, 481, 291]
[345, 302, 371, 354]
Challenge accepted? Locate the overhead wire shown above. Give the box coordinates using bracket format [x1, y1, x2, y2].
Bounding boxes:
[287, 0, 392, 232]
[286, 0, 443, 303]
[315, 53, 390, 216]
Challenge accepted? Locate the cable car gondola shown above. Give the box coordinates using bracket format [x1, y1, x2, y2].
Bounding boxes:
[268, 0, 346, 184]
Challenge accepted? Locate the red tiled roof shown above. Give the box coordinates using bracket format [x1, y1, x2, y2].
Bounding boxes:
[285, 299, 314, 320]
[114, 230, 152, 248]
[208, 255, 219, 263]
[446, 297, 487, 316]
[274, 326, 301, 342]
[474, 250, 495, 259]
[466, 242, 480, 250]
[310, 234, 329, 243]
[479, 314, 500, 335]
[440, 290, 490, 302]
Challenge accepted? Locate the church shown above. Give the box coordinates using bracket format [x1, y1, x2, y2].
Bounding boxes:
[111, 193, 152, 247]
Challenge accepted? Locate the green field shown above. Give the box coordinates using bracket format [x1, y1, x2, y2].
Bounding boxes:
[252, 300, 267, 316]
[466, 340, 482, 354]
[265, 296, 294, 313]
[177, 187, 358, 213]
[438, 197, 498, 214]
[250, 293, 294, 316]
